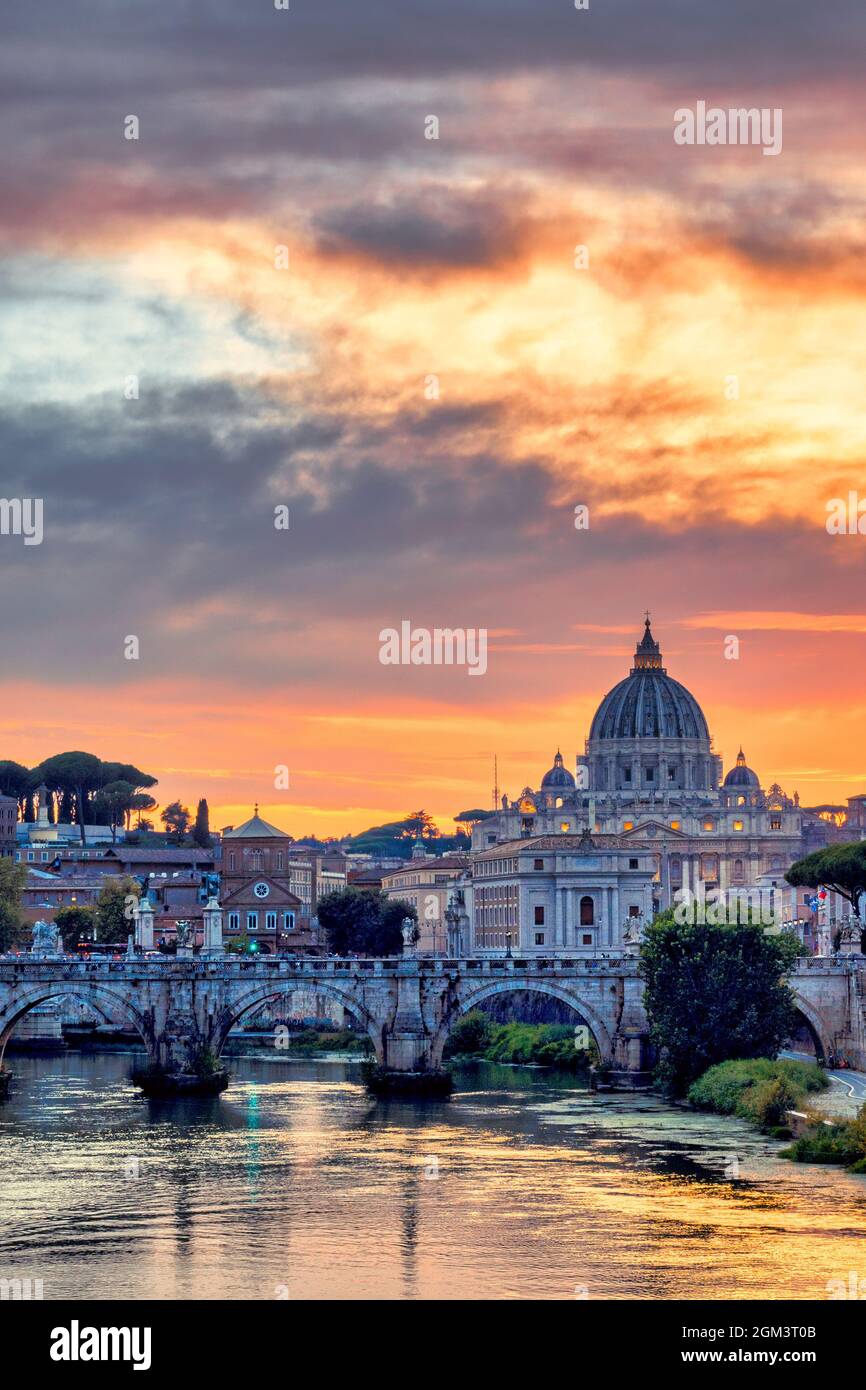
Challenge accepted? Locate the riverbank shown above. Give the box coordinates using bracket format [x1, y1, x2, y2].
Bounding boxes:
[445, 1014, 595, 1071]
[687, 1056, 866, 1174]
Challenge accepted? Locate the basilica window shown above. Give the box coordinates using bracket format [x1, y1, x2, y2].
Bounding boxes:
[770, 816, 781, 830]
[733, 859, 744, 880]
[560, 821, 570, 833]
[629, 858, 639, 869]
[582, 934, 592, 946]
[535, 933, 545, 946]
[733, 820, 744, 831]
[668, 766, 677, 781]
[703, 819, 714, 832]
[533, 858, 544, 870]
[670, 820, 680, 830]
[534, 906, 545, 925]
[623, 820, 633, 831]
[579, 896, 594, 925]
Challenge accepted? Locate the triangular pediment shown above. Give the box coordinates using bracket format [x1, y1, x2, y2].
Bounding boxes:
[221, 877, 303, 909]
[621, 819, 688, 839]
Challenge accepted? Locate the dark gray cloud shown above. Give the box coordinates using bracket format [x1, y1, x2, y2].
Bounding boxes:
[1, 375, 863, 696]
[313, 186, 535, 271]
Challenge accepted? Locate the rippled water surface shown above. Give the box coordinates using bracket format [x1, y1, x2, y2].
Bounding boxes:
[1, 1052, 865, 1300]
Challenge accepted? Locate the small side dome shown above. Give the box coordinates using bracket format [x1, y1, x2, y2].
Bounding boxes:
[724, 747, 760, 788]
[541, 750, 576, 789]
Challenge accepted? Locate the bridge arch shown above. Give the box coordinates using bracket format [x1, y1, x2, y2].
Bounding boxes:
[0, 981, 150, 1068]
[789, 991, 832, 1063]
[429, 977, 615, 1070]
[209, 981, 385, 1063]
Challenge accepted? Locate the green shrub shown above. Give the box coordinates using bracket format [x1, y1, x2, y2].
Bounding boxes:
[445, 1009, 493, 1057]
[687, 1057, 826, 1115]
[445, 1016, 595, 1070]
[736, 1075, 804, 1129]
[780, 1102, 866, 1169]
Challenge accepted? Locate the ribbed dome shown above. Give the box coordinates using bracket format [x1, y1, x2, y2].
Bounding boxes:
[724, 748, 760, 788]
[541, 750, 575, 788]
[588, 620, 710, 742]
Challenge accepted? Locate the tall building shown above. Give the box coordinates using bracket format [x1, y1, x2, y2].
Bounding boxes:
[221, 808, 307, 952]
[473, 618, 820, 911]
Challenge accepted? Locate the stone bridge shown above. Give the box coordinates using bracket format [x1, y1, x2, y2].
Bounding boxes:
[0, 954, 864, 1090]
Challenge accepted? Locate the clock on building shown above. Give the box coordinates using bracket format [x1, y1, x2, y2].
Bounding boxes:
[253, 882, 270, 899]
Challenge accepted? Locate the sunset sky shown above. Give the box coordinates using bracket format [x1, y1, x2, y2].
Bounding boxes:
[2, 1, 866, 836]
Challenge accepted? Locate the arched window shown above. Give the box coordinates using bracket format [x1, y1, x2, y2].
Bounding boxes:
[579, 895, 594, 925]
[733, 858, 744, 880]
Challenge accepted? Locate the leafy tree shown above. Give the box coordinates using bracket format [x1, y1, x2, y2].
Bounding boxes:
[786, 843, 866, 948]
[160, 800, 191, 843]
[192, 798, 212, 848]
[129, 793, 158, 827]
[0, 859, 27, 953]
[0, 760, 31, 816]
[94, 875, 140, 945]
[99, 762, 158, 828]
[54, 904, 98, 943]
[92, 780, 136, 843]
[446, 1008, 493, 1056]
[318, 888, 416, 956]
[401, 810, 439, 840]
[455, 808, 495, 826]
[35, 752, 103, 845]
[639, 908, 799, 1096]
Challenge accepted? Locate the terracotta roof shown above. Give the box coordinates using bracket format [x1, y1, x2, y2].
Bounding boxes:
[106, 848, 215, 863]
[223, 812, 289, 840]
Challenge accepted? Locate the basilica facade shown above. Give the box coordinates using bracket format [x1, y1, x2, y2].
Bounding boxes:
[471, 619, 828, 923]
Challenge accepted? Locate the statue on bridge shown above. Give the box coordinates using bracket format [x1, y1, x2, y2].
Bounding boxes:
[31, 919, 61, 957]
[401, 916, 419, 956]
[623, 912, 645, 953]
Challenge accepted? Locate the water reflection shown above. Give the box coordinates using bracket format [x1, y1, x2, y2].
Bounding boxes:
[1, 1052, 864, 1300]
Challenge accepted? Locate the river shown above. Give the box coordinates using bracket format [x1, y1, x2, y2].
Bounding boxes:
[1, 1052, 864, 1300]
